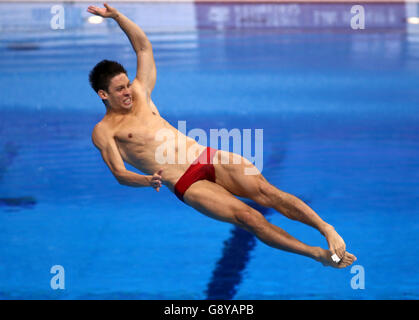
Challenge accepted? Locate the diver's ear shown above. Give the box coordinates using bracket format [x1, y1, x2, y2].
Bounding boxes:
[98, 89, 108, 100]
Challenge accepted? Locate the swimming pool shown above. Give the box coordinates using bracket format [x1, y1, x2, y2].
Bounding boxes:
[1, 1, 419, 300]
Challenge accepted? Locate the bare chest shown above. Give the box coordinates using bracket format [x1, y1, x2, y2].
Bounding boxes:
[113, 117, 157, 148]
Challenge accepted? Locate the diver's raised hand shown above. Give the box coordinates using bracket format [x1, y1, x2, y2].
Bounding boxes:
[87, 3, 118, 19]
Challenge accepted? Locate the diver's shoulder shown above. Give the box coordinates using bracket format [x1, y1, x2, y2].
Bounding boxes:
[92, 120, 112, 144]
[92, 119, 110, 134]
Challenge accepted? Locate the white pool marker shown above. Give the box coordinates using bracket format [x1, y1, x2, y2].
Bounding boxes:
[331, 254, 341, 263]
[407, 17, 419, 25]
[88, 16, 104, 24]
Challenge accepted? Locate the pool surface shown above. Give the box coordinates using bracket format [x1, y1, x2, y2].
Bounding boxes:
[0, 1, 419, 299]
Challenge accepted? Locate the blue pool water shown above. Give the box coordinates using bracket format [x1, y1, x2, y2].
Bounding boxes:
[1, 2, 419, 299]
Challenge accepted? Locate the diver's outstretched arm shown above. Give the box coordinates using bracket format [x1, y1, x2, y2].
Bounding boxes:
[87, 3, 156, 92]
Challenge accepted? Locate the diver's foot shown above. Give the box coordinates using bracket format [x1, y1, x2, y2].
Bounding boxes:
[316, 248, 357, 269]
[322, 224, 346, 260]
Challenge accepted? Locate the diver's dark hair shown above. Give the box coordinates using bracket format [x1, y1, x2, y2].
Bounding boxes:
[89, 59, 127, 93]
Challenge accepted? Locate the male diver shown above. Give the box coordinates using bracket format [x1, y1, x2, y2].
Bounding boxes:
[88, 4, 356, 268]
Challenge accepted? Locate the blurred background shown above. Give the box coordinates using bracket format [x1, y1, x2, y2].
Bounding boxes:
[0, 0, 418, 299]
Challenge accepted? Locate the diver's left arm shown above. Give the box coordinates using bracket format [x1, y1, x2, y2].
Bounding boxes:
[87, 3, 157, 97]
[113, 12, 156, 93]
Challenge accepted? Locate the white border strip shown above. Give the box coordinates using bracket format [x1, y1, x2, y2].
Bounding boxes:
[0, 0, 417, 3]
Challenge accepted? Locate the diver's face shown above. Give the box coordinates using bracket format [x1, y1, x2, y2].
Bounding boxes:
[101, 73, 133, 111]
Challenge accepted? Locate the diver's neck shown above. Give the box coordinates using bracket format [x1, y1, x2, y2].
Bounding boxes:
[106, 105, 131, 116]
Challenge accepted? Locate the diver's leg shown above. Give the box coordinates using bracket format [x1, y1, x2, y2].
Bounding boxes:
[183, 180, 355, 268]
[213, 150, 353, 262]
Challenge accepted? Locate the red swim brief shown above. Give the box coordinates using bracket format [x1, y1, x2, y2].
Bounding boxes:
[174, 147, 218, 202]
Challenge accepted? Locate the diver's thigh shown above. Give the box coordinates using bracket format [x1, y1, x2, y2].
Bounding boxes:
[183, 179, 251, 225]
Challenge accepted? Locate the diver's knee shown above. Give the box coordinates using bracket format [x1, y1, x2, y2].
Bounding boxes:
[234, 207, 265, 232]
[253, 180, 277, 208]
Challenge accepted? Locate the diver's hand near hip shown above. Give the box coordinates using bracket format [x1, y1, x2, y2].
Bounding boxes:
[150, 169, 163, 192]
